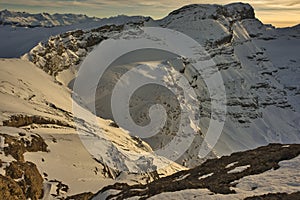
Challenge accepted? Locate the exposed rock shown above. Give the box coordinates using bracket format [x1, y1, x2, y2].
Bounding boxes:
[0, 174, 26, 200]
[5, 161, 44, 200]
[108, 121, 119, 128]
[66, 192, 94, 200]
[94, 144, 300, 199]
[3, 114, 74, 129]
[2, 134, 26, 161]
[24, 24, 125, 76]
[166, 3, 255, 22]
[49, 179, 69, 197]
[1, 133, 48, 161]
[0, 133, 47, 199]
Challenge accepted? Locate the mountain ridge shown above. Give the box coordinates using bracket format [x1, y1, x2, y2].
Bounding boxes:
[21, 2, 300, 164]
[0, 9, 151, 28]
[0, 2, 300, 199]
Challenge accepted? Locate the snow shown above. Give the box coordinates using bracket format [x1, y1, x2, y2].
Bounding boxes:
[147, 156, 300, 200]
[157, 7, 300, 158]
[198, 173, 214, 180]
[228, 165, 250, 174]
[24, 132, 115, 195]
[0, 12, 150, 58]
[17, 2, 300, 166]
[0, 59, 184, 198]
[1, 3, 300, 198]
[0, 9, 98, 27]
[234, 156, 300, 194]
[226, 161, 238, 168]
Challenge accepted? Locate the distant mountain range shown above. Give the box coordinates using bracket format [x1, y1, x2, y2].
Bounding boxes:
[0, 9, 98, 27]
[0, 9, 150, 28]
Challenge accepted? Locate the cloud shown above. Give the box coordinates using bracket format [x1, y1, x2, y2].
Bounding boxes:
[0, 0, 299, 27]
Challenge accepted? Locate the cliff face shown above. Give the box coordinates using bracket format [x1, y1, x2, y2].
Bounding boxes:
[164, 3, 255, 22]
[158, 3, 300, 158]
[22, 3, 300, 168]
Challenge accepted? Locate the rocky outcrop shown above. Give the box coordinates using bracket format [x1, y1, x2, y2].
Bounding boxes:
[0, 174, 26, 200]
[66, 192, 94, 200]
[163, 3, 255, 25]
[94, 144, 300, 199]
[0, 133, 48, 199]
[3, 114, 74, 129]
[1, 133, 48, 161]
[23, 23, 140, 76]
[5, 161, 44, 200]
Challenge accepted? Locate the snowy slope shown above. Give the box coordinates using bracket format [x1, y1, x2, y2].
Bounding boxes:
[157, 3, 300, 156]
[94, 143, 300, 199]
[0, 59, 184, 199]
[1, 2, 300, 198]
[21, 3, 300, 169]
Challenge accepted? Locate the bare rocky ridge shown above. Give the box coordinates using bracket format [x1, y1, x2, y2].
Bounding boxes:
[94, 144, 300, 199]
[23, 23, 144, 76]
[3, 114, 75, 129]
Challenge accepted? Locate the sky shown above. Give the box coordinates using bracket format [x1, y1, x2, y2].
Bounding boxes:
[0, 0, 299, 27]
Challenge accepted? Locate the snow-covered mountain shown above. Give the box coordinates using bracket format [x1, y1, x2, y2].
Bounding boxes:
[0, 9, 149, 28]
[22, 2, 300, 166]
[0, 58, 184, 199]
[0, 9, 99, 27]
[156, 3, 300, 157]
[0, 2, 300, 199]
[0, 10, 150, 58]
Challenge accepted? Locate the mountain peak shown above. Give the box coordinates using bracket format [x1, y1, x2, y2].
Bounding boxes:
[224, 2, 255, 20]
[166, 2, 255, 21]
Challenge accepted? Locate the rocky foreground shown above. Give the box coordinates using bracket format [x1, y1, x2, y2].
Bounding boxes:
[1, 134, 299, 200]
[93, 143, 300, 199]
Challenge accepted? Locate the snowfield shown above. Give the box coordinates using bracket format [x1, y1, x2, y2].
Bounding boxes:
[0, 59, 184, 198]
